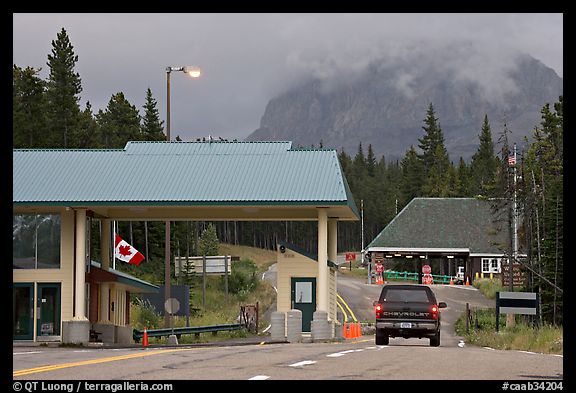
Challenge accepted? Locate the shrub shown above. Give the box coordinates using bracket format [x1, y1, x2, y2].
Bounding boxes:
[227, 258, 258, 295]
[132, 297, 162, 329]
[473, 278, 504, 299]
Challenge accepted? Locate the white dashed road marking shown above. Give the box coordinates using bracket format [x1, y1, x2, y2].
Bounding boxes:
[13, 351, 42, 356]
[288, 360, 316, 367]
[249, 375, 271, 380]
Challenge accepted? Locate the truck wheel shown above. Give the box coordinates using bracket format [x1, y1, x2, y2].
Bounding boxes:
[375, 329, 389, 345]
[429, 331, 440, 347]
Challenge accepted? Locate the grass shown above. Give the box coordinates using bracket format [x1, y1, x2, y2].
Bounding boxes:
[455, 278, 563, 354]
[455, 308, 563, 354]
[131, 243, 278, 344]
[218, 243, 277, 272]
[472, 278, 504, 299]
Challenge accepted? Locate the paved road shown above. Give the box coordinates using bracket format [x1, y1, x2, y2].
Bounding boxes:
[13, 339, 563, 380]
[12, 266, 563, 380]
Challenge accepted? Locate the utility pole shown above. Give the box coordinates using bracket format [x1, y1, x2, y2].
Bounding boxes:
[507, 143, 518, 329]
[512, 142, 518, 292]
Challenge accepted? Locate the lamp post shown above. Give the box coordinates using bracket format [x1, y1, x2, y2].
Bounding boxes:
[164, 65, 201, 328]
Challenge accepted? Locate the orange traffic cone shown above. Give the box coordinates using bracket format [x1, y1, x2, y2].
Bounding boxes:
[465, 276, 470, 286]
[449, 277, 454, 285]
[357, 323, 362, 337]
[143, 326, 149, 347]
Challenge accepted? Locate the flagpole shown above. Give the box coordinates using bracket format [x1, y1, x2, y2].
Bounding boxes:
[113, 221, 116, 270]
[513, 143, 518, 273]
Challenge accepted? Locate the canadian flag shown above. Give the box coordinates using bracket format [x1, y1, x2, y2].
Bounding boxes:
[114, 234, 145, 266]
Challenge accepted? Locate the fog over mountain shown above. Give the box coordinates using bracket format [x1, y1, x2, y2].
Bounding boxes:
[247, 42, 563, 161]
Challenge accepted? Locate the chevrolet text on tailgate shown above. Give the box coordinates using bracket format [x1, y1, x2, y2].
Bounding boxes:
[373, 284, 447, 346]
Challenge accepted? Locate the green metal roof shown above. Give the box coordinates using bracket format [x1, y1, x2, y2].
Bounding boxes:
[367, 198, 511, 254]
[13, 141, 358, 217]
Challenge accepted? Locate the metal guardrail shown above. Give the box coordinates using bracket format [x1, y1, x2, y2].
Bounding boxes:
[133, 323, 243, 343]
[383, 271, 454, 284]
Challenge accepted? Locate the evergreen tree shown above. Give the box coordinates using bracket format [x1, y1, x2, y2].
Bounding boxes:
[13, 65, 47, 148]
[470, 115, 498, 196]
[445, 162, 461, 197]
[417, 103, 451, 196]
[400, 146, 424, 205]
[338, 148, 352, 175]
[141, 87, 166, 141]
[352, 142, 368, 178]
[456, 157, 472, 196]
[386, 159, 404, 215]
[198, 223, 219, 257]
[97, 92, 142, 148]
[422, 144, 451, 197]
[45, 28, 82, 148]
[418, 103, 447, 173]
[522, 96, 563, 325]
[366, 144, 377, 177]
[76, 101, 100, 148]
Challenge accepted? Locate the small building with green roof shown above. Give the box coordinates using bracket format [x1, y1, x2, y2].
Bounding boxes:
[13, 141, 358, 343]
[366, 197, 525, 284]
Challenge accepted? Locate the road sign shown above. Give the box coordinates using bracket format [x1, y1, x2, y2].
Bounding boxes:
[501, 261, 525, 287]
[345, 252, 356, 262]
[496, 292, 539, 332]
[174, 255, 235, 276]
[164, 298, 180, 315]
[422, 264, 431, 274]
[375, 263, 384, 273]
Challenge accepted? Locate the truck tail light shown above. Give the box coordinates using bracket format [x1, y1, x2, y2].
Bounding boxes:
[375, 303, 383, 318]
[431, 305, 438, 320]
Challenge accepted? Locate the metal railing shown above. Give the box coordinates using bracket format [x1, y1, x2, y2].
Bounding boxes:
[133, 323, 243, 343]
[382, 271, 455, 284]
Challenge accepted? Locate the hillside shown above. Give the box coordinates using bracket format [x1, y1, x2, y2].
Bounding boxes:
[218, 243, 277, 271]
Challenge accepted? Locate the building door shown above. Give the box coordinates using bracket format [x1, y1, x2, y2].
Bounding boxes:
[291, 277, 316, 332]
[13, 283, 34, 340]
[37, 283, 61, 338]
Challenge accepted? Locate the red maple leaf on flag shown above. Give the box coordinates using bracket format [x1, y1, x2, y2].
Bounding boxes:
[118, 244, 132, 257]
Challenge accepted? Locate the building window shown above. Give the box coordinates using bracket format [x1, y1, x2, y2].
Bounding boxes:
[481, 257, 501, 274]
[13, 214, 60, 269]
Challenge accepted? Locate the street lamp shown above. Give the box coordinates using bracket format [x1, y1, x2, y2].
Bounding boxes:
[164, 65, 202, 328]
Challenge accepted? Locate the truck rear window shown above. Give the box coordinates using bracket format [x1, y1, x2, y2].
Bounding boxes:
[381, 289, 431, 303]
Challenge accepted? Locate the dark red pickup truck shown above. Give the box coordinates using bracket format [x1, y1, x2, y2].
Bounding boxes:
[373, 284, 447, 346]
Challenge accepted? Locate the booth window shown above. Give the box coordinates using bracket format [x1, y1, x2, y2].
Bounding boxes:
[481, 257, 501, 274]
[13, 214, 60, 269]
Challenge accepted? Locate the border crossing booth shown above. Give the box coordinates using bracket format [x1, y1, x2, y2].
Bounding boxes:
[276, 242, 338, 333]
[13, 141, 358, 344]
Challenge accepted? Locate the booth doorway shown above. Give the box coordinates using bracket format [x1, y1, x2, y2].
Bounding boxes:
[13, 283, 34, 340]
[37, 283, 61, 338]
[291, 277, 316, 332]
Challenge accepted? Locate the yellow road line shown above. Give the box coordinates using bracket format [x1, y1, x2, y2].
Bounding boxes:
[337, 301, 348, 322]
[13, 347, 203, 378]
[337, 293, 357, 322]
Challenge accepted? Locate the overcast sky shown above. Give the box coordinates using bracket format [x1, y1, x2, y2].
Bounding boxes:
[13, 13, 563, 141]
